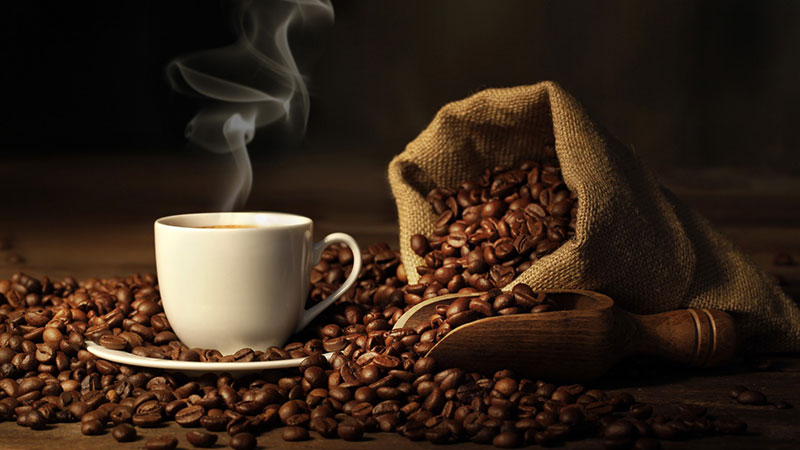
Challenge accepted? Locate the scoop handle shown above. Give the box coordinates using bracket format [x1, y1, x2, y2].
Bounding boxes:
[630, 308, 737, 367]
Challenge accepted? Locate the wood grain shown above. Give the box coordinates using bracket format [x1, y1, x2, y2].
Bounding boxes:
[632, 307, 737, 367]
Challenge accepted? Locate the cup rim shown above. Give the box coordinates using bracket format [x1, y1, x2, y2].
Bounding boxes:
[154, 211, 312, 231]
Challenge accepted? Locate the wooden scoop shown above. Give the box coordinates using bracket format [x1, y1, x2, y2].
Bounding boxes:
[393, 290, 737, 381]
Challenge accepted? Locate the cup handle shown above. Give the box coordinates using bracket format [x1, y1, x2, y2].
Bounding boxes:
[295, 232, 362, 333]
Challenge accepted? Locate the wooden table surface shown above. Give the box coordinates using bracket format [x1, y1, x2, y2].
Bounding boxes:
[0, 153, 798, 449]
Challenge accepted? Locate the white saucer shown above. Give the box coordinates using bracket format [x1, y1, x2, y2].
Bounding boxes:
[86, 341, 332, 374]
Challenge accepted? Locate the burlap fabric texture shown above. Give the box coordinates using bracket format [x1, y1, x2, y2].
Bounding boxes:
[388, 81, 800, 353]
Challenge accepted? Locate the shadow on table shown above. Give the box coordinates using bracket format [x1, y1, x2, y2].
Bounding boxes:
[592, 355, 792, 390]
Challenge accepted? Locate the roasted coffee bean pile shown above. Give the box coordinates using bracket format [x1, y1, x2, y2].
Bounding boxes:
[409, 158, 577, 296]
[309, 242, 406, 308]
[0, 243, 750, 449]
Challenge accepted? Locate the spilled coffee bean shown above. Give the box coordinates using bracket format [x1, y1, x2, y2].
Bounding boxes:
[80, 419, 103, 436]
[230, 432, 257, 450]
[0, 252, 758, 450]
[145, 435, 178, 450]
[737, 390, 768, 405]
[111, 423, 136, 442]
[282, 426, 310, 441]
[186, 430, 218, 447]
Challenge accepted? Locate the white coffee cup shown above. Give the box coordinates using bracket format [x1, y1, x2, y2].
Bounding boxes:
[154, 212, 361, 355]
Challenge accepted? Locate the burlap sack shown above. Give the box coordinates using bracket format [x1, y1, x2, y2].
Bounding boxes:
[388, 81, 800, 353]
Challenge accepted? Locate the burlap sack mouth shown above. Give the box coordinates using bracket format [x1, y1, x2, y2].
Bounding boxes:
[388, 81, 800, 353]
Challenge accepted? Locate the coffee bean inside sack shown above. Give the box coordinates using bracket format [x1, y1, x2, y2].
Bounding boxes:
[407, 159, 577, 301]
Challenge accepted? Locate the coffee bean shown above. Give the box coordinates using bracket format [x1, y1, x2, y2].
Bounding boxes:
[176, 404, 204, 426]
[344, 305, 363, 325]
[535, 383, 557, 399]
[67, 402, 89, 419]
[321, 323, 341, 338]
[493, 430, 521, 448]
[446, 310, 479, 328]
[310, 416, 338, 438]
[98, 334, 127, 350]
[178, 349, 201, 361]
[226, 415, 251, 436]
[304, 365, 327, 388]
[677, 403, 706, 420]
[470, 426, 497, 444]
[136, 399, 164, 417]
[433, 267, 457, 285]
[737, 390, 767, 405]
[279, 400, 305, 423]
[423, 387, 445, 413]
[414, 357, 436, 375]
[650, 422, 680, 440]
[468, 297, 494, 316]
[200, 414, 229, 431]
[559, 406, 584, 426]
[338, 420, 365, 441]
[145, 435, 178, 450]
[376, 413, 399, 432]
[323, 336, 347, 352]
[25, 409, 47, 430]
[371, 400, 399, 416]
[488, 404, 511, 421]
[132, 413, 162, 427]
[329, 386, 352, 403]
[111, 423, 136, 442]
[81, 419, 104, 435]
[18, 377, 45, 395]
[351, 401, 373, 418]
[604, 420, 637, 440]
[444, 297, 469, 318]
[230, 432, 257, 450]
[163, 399, 187, 418]
[373, 354, 401, 369]
[186, 430, 218, 447]
[494, 377, 518, 397]
[299, 351, 328, 370]
[447, 231, 468, 248]
[629, 403, 653, 419]
[729, 385, 747, 399]
[310, 405, 334, 420]
[411, 234, 431, 256]
[282, 426, 309, 441]
[286, 413, 310, 427]
[511, 283, 538, 306]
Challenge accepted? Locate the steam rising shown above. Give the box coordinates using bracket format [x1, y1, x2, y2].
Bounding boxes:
[167, 0, 333, 210]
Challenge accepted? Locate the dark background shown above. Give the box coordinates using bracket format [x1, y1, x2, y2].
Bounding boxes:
[1, 0, 799, 172]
